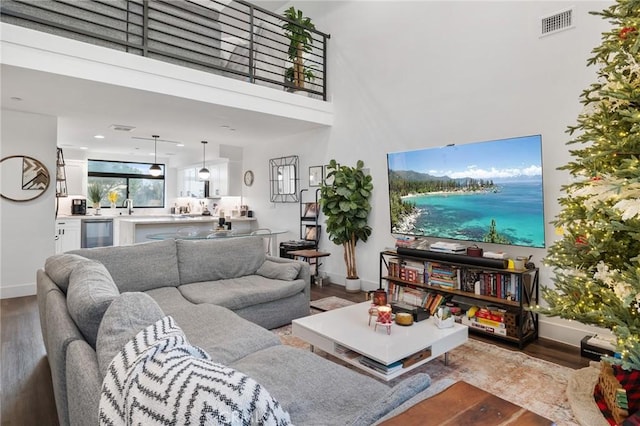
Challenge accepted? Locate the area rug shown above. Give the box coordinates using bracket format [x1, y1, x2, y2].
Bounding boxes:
[567, 363, 609, 426]
[274, 303, 586, 426]
[309, 296, 356, 311]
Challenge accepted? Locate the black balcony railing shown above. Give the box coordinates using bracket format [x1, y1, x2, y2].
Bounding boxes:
[1, 0, 330, 100]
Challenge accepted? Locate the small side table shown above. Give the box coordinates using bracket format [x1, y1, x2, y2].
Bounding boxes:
[287, 249, 330, 286]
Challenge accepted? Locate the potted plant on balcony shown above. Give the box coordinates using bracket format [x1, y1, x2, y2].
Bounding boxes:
[320, 159, 373, 292]
[282, 6, 316, 91]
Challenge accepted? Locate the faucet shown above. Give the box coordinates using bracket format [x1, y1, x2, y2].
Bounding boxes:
[123, 198, 133, 215]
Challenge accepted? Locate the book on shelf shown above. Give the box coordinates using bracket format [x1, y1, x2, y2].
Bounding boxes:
[359, 357, 403, 374]
[335, 344, 360, 360]
[461, 316, 507, 336]
[425, 262, 460, 289]
[457, 270, 523, 302]
[423, 293, 445, 315]
[401, 287, 424, 306]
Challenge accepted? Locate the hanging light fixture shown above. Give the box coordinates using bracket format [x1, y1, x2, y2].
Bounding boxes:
[149, 135, 162, 177]
[198, 141, 210, 180]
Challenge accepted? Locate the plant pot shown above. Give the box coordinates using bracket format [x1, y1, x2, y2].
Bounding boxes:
[345, 278, 361, 293]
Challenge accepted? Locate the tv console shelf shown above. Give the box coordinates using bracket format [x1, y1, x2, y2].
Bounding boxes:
[379, 249, 539, 349]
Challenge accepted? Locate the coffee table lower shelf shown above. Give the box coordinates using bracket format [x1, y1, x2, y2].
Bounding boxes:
[292, 302, 468, 382]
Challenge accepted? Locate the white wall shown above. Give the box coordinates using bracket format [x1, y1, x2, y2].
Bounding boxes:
[243, 1, 614, 346]
[1, 110, 57, 298]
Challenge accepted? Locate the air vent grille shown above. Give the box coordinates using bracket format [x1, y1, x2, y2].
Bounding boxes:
[109, 124, 136, 132]
[541, 8, 573, 36]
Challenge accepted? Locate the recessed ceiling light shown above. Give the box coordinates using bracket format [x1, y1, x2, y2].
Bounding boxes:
[220, 124, 230, 128]
[176, 143, 184, 147]
[94, 134, 105, 139]
[80, 146, 89, 150]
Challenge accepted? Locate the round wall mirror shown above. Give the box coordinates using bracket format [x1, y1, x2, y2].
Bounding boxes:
[0, 155, 50, 202]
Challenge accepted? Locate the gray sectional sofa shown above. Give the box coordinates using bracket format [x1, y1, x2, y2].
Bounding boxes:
[38, 236, 451, 425]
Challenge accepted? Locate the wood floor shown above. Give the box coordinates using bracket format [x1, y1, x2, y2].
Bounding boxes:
[2, 285, 591, 425]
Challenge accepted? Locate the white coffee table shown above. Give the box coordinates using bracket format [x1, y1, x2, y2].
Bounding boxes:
[292, 302, 468, 381]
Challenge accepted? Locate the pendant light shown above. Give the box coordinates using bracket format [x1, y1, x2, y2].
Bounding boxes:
[198, 141, 210, 180]
[149, 135, 162, 177]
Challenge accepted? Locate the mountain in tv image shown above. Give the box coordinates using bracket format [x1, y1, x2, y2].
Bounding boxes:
[387, 135, 545, 249]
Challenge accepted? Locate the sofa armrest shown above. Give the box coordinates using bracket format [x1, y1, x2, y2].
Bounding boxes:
[370, 378, 457, 425]
[266, 255, 311, 300]
[350, 373, 436, 426]
[66, 340, 101, 426]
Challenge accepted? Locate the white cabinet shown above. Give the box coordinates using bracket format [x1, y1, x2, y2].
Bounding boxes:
[55, 219, 81, 253]
[209, 162, 228, 197]
[177, 167, 205, 198]
[65, 159, 87, 196]
[178, 161, 236, 198]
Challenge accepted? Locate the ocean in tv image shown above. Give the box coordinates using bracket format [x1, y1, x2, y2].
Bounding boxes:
[387, 135, 545, 248]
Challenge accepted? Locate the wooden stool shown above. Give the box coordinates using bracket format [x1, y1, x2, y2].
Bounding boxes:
[287, 249, 330, 286]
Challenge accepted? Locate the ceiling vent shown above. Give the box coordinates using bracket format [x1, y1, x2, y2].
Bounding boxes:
[540, 8, 574, 37]
[109, 124, 136, 132]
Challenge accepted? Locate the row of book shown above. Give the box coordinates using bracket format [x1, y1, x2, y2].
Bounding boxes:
[461, 270, 530, 302]
[387, 258, 426, 284]
[388, 258, 460, 286]
[359, 357, 403, 375]
[387, 257, 531, 302]
[387, 282, 446, 315]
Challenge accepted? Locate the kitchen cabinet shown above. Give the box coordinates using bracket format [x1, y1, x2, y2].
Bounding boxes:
[208, 162, 228, 197]
[177, 167, 205, 198]
[55, 219, 81, 253]
[178, 161, 237, 198]
[65, 159, 87, 196]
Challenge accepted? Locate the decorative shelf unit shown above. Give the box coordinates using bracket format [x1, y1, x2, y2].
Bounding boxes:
[299, 188, 321, 248]
[379, 249, 539, 349]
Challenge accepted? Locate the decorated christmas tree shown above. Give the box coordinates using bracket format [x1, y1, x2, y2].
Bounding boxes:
[539, 0, 640, 372]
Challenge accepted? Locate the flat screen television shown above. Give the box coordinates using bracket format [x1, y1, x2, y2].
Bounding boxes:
[387, 135, 545, 248]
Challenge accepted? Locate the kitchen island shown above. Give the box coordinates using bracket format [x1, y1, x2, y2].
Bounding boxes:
[117, 215, 257, 245]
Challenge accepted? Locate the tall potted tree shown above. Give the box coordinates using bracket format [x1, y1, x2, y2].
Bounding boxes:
[282, 6, 316, 91]
[320, 159, 373, 292]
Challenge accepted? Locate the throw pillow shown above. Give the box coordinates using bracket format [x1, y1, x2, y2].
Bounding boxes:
[66, 260, 120, 348]
[95, 292, 165, 380]
[45, 253, 91, 293]
[99, 316, 292, 425]
[256, 260, 301, 281]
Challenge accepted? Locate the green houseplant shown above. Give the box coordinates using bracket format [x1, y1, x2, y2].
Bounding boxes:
[320, 160, 373, 291]
[282, 6, 316, 90]
[88, 183, 104, 208]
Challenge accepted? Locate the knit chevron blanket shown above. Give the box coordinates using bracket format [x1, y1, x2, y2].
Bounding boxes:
[98, 316, 291, 426]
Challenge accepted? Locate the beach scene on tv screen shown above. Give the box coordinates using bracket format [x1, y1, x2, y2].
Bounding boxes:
[387, 135, 545, 248]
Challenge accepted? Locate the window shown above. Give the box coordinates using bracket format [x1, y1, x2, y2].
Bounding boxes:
[88, 160, 165, 208]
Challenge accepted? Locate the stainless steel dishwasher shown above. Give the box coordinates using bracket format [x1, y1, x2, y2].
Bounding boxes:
[81, 218, 114, 248]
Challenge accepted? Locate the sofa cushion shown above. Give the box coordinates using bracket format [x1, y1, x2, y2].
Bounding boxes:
[230, 345, 388, 425]
[176, 237, 266, 285]
[69, 239, 180, 292]
[170, 303, 281, 365]
[144, 286, 195, 316]
[178, 275, 306, 310]
[256, 259, 301, 281]
[99, 316, 291, 425]
[67, 260, 120, 348]
[95, 292, 165, 380]
[44, 253, 92, 293]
